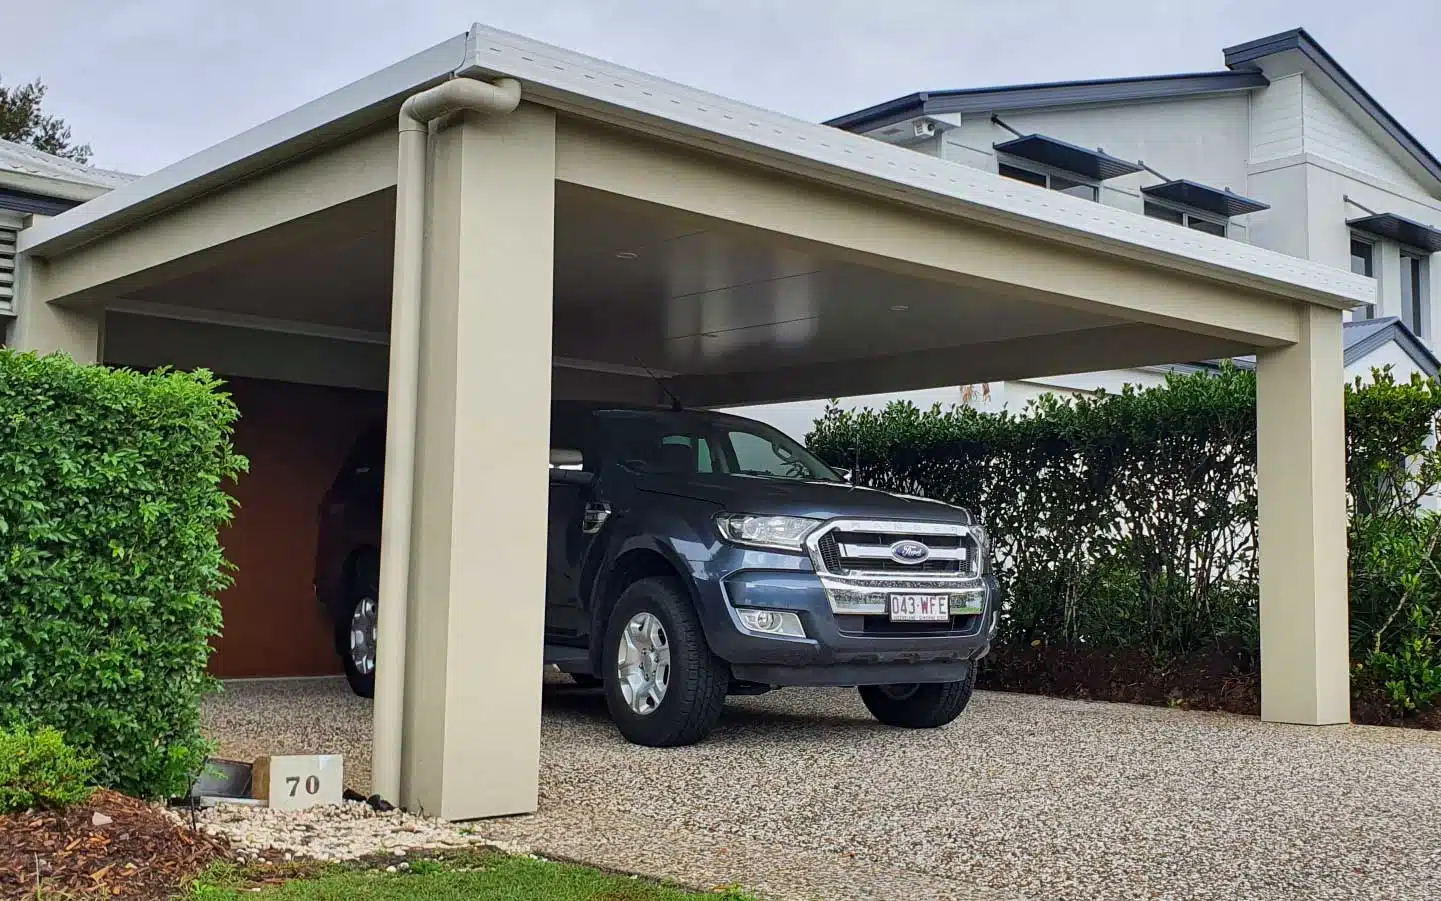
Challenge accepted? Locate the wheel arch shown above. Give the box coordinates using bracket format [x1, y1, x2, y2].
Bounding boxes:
[589, 544, 698, 672]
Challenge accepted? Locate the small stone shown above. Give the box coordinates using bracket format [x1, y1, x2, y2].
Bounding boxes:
[385, 866, 397, 873]
[91, 812, 113, 827]
[393, 848, 406, 856]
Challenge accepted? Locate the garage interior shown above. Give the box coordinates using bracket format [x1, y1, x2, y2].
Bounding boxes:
[10, 25, 1370, 822]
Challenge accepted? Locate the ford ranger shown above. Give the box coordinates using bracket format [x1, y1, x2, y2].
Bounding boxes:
[315, 402, 997, 747]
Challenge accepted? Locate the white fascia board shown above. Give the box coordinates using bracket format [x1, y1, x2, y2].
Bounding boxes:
[19, 34, 471, 257]
[21, 23, 1370, 312]
[457, 25, 1371, 310]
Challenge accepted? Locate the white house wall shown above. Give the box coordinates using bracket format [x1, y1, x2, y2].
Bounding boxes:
[1345, 338, 1425, 383]
[1249, 73, 1305, 164]
[937, 95, 1252, 231]
[1300, 77, 1433, 195]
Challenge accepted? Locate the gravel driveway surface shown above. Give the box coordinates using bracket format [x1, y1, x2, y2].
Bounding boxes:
[205, 675, 1441, 901]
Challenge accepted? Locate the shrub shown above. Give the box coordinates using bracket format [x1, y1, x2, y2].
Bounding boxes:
[0, 351, 246, 799]
[808, 366, 1441, 717]
[0, 724, 96, 812]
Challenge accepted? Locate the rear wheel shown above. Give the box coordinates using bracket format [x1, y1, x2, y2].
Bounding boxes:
[858, 666, 975, 728]
[337, 552, 379, 698]
[603, 577, 727, 747]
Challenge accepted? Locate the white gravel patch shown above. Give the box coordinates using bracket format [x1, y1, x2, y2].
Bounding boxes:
[203, 675, 1441, 901]
[197, 799, 490, 863]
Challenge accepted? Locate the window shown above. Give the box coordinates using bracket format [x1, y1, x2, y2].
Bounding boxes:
[1350, 238, 1376, 320]
[658, 434, 715, 473]
[602, 411, 841, 482]
[1401, 249, 1427, 337]
[1350, 239, 1375, 277]
[999, 162, 1099, 202]
[1143, 200, 1227, 237]
[728, 431, 814, 479]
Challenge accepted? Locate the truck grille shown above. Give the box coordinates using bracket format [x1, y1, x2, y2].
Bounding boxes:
[815, 526, 976, 577]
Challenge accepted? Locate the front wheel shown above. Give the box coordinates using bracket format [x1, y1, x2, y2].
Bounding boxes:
[602, 577, 728, 747]
[858, 666, 975, 729]
[337, 552, 379, 698]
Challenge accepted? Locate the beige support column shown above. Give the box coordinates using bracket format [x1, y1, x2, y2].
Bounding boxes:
[399, 102, 556, 819]
[1256, 304, 1349, 725]
[9, 254, 102, 361]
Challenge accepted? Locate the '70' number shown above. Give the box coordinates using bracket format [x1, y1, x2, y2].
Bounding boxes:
[285, 775, 321, 797]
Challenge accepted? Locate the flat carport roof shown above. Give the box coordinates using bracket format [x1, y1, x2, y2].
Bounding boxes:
[10, 24, 1370, 821]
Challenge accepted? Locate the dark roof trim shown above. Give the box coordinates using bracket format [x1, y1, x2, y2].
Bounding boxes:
[1142, 179, 1270, 217]
[0, 188, 80, 217]
[1224, 28, 1441, 186]
[1347, 213, 1441, 253]
[826, 70, 1268, 133]
[1343, 317, 1440, 376]
[994, 134, 1142, 181]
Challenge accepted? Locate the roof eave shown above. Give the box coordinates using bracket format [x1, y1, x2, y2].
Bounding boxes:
[1224, 28, 1441, 188]
[19, 33, 471, 257]
[826, 71, 1268, 135]
[0, 170, 111, 204]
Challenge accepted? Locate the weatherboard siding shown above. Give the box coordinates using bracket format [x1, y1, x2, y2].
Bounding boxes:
[1301, 77, 1431, 194]
[1249, 73, 1305, 163]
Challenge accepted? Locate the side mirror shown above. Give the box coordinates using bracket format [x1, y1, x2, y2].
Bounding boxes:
[550, 468, 595, 487]
[833, 467, 853, 483]
[549, 448, 593, 486]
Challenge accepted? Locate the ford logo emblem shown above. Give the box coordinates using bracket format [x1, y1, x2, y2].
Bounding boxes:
[889, 539, 930, 564]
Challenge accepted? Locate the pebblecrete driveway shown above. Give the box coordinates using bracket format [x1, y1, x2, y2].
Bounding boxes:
[204, 675, 1441, 901]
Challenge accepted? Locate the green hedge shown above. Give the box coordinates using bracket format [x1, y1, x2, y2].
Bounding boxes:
[0, 351, 245, 799]
[808, 366, 1441, 717]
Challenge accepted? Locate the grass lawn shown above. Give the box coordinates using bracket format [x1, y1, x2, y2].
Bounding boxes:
[186, 851, 758, 901]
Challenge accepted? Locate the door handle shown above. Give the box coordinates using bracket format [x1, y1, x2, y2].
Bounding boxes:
[582, 502, 611, 535]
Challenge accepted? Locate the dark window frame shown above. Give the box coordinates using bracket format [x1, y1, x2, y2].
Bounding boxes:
[997, 160, 1100, 202]
[1142, 199, 1229, 238]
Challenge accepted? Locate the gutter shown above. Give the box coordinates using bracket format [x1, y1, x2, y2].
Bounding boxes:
[370, 74, 522, 808]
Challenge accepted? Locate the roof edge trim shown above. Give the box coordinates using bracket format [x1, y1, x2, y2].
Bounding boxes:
[19, 33, 471, 257]
[1223, 28, 1441, 187]
[826, 71, 1268, 133]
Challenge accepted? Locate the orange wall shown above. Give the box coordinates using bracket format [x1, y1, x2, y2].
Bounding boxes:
[210, 377, 385, 678]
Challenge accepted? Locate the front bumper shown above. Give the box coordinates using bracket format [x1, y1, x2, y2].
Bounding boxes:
[695, 559, 999, 687]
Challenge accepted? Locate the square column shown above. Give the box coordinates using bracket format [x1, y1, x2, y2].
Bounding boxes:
[399, 103, 556, 819]
[1256, 305, 1349, 725]
[9, 253, 102, 362]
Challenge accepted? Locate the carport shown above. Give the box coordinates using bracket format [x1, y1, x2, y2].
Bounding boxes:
[10, 25, 1369, 821]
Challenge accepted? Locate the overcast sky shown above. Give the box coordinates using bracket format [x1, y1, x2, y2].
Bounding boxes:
[2, 0, 1435, 175]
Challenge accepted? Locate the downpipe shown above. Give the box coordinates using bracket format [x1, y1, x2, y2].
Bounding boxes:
[372, 75, 523, 806]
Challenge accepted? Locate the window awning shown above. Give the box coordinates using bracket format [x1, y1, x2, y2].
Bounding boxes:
[1141, 180, 1269, 218]
[992, 134, 1142, 181]
[1347, 213, 1441, 253]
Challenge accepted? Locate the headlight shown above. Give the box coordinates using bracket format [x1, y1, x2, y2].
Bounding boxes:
[970, 523, 989, 549]
[714, 513, 820, 551]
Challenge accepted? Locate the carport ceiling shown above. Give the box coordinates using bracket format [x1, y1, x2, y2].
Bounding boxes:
[118, 181, 1127, 376]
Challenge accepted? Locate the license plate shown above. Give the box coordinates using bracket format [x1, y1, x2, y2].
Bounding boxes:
[889, 594, 950, 622]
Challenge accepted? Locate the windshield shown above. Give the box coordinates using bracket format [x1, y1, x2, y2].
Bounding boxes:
[600, 411, 842, 482]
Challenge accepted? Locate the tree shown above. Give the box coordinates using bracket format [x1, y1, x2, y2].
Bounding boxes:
[0, 77, 91, 164]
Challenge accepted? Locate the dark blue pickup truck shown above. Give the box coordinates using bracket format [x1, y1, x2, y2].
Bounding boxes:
[316, 402, 997, 747]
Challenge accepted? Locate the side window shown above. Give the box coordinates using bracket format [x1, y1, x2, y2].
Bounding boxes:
[659, 434, 714, 473]
[729, 431, 802, 478]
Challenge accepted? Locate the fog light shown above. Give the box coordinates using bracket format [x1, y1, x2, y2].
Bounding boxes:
[738, 608, 806, 638]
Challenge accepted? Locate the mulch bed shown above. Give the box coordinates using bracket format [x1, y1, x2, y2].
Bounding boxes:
[0, 789, 232, 900]
[978, 642, 1441, 730]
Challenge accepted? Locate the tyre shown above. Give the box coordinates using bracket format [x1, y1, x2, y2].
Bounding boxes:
[602, 577, 728, 747]
[858, 665, 976, 729]
[336, 551, 380, 698]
